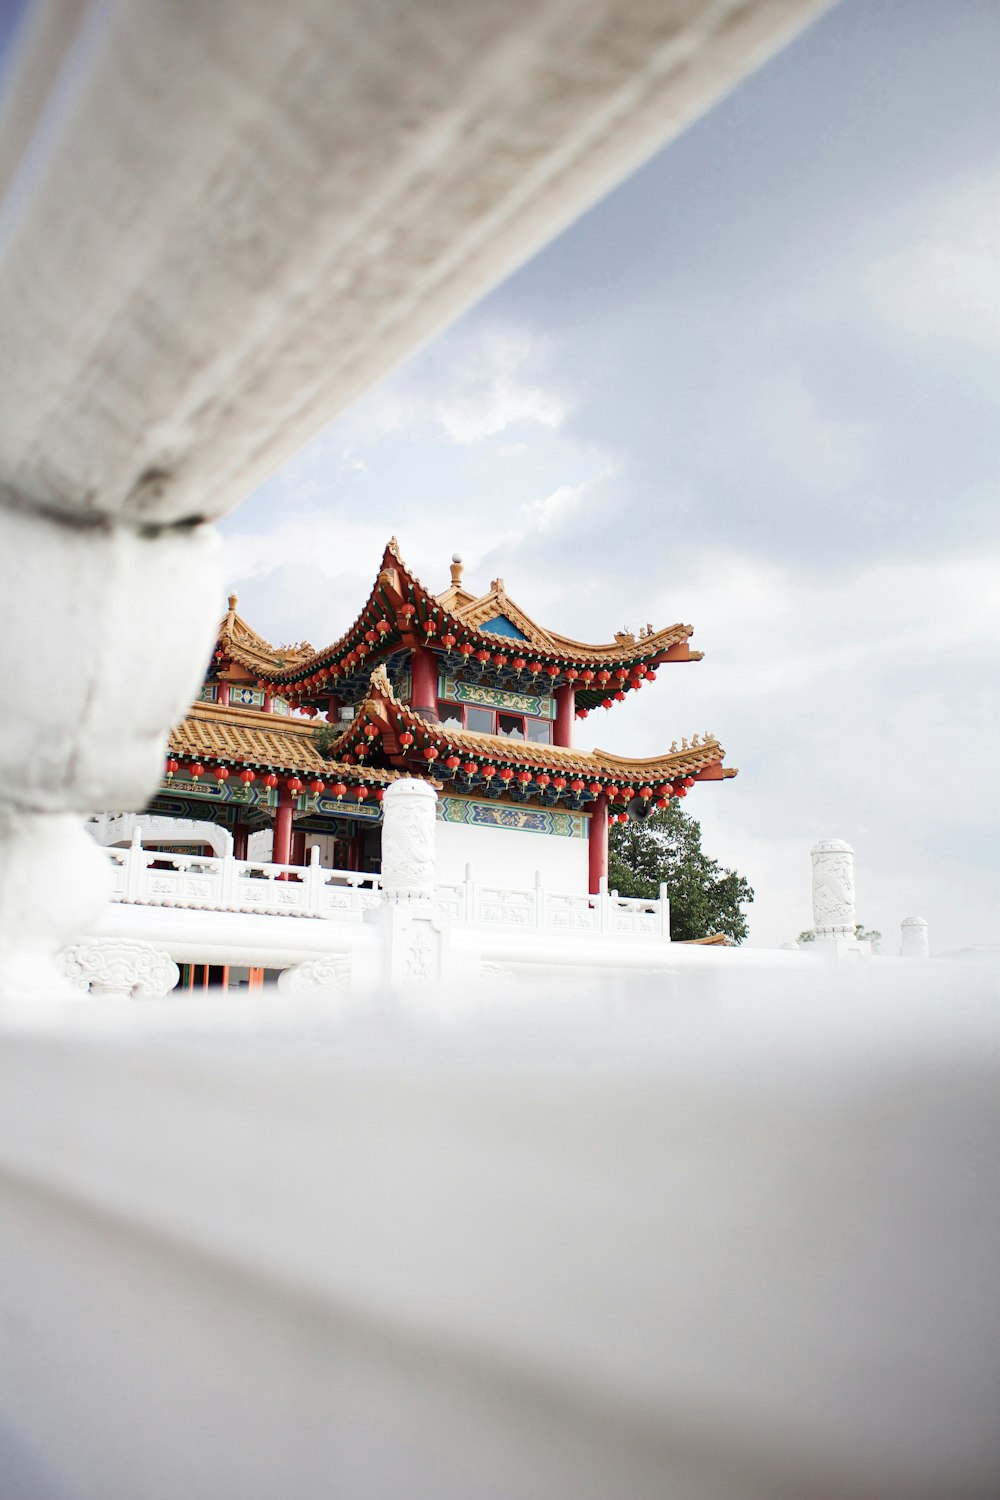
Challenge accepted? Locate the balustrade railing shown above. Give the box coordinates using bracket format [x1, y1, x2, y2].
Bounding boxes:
[433, 867, 670, 938]
[107, 836, 381, 920]
[105, 839, 670, 937]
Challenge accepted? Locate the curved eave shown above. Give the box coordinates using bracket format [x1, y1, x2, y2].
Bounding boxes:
[166, 702, 399, 783]
[250, 540, 704, 697]
[325, 675, 735, 801]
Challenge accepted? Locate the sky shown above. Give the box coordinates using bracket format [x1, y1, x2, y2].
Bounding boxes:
[220, 0, 1000, 952]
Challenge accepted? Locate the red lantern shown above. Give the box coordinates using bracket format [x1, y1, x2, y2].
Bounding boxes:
[683, 776, 695, 788]
[675, 785, 688, 798]
[423, 746, 438, 761]
[494, 653, 507, 668]
[601, 697, 613, 709]
[445, 755, 460, 770]
[536, 773, 550, 788]
[240, 768, 255, 784]
[424, 620, 437, 636]
[570, 779, 584, 793]
[644, 669, 656, 682]
[620, 786, 635, 801]
[165, 758, 178, 777]
[214, 766, 229, 782]
[614, 668, 628, 681]
[287, 777, 303, 794]
[553, 775, 567, 790]
[190, 763, 204, 780]
[401, 603, 416, 619]
[587, 782, 601, 796]
[512, 657, 527, 671]
[545, 663, 559, 678]
[476, 649, 490, 663]
[355, 785, 368, 801]
[614, 691, 626, 702]
[499, 767, 513, 782]
[263, 773, 278, 789]
[364, 630, 377, 644]
[374, 788, 385, 802]
[399, 731, 414, 748]
[565, 668, 579, 682]
[528, 662, 542, 675]
[576, 708, 588, 719]
[333, 782, 347, 800]
[442, 633, 457, 649]
[517, 770, 531, 785]
[309, 779, 325, 794]
[364, 723, 379, 739]
[581, 669, 595, 684]
[462, 761, 477, 776]
[640, 785, 653, 800]
[459, 642, 474, 657]
[377, 619, 391, 635]
[655, 798, 667, 810]
[597, 670, 611, 684]
[482, 765, 496, 779]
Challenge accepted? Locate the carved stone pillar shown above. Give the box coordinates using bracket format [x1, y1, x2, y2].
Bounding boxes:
[900, 917, 930, 959]
[0, 506, 218, 1000]
[810, 840, 857, 939]
[380, 779, 437, 904]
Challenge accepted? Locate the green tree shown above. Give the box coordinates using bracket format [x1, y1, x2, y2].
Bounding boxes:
[608, 800, 754, 944]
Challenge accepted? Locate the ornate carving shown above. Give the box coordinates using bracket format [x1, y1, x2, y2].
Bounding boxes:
[381, 779, 437, 903]
[278, 955, 352, 995]
[58, 939, 179, 1000]
[810, 840, 856, 936]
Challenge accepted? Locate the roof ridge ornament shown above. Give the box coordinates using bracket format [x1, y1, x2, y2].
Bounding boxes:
[450, 552, 463, 587]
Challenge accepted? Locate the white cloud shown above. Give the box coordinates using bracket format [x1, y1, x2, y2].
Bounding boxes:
[864, 175, 1000, 346]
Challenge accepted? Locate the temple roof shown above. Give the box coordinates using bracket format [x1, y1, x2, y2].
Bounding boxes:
[215, 592, 314, 678]
[230, 540, 703, 705]
[327, 665, 734, 803]
[168, 701, 397, 782]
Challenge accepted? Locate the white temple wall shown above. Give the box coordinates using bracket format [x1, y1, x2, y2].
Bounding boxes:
[435, 810, 589, 893]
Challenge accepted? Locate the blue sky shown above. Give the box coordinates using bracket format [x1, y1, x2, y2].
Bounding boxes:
[222, 0, 1000, 950]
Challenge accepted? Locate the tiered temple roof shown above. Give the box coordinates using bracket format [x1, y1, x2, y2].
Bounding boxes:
[221, 539, 703, 716]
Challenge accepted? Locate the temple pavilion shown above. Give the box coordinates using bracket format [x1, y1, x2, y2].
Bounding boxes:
[147, 538, 736, 893]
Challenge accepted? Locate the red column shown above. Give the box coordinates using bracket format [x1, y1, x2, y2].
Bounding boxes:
[290, 829, 306, 865]
[233, 823, 249, 860]
[273, 787, 294, 867]
[410, 646, 438, 715]
[327, 694, 341, 723]
[554, 684, 575, 748]
[217, 680, 231, 706]
[588, 794, 608, 895]
[262, 692, 274, 713]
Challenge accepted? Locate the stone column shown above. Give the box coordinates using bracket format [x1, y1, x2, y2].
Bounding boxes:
[380, 779, 437, 904]
[810, 840, 857, 939]
[900, 917, 930, 959]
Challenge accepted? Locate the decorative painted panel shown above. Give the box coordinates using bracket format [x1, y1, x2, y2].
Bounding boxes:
[438, 672, 555, 720]
[437, 795, 586, 839]
[198, 683, 218, 702]
[229, 685, 265, 709]
[480, 614, 529, 640]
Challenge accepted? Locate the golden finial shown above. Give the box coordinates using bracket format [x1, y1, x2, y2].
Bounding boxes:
[450, 552, 464, 587]
[228, 592, 238, 612]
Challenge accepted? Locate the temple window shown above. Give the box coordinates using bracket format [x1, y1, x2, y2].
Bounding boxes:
[437, 701, 463, 729]
[434, 700, 552, 744]
[497, 712, 526, 741]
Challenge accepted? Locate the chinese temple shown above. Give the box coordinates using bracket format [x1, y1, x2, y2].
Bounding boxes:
[143, 538, 736, 894]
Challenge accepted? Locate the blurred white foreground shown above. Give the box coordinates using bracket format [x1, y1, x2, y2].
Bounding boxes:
[2, 961, 998, 1499]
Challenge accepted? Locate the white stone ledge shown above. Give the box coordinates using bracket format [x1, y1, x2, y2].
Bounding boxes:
[1, 973, 998, 1497]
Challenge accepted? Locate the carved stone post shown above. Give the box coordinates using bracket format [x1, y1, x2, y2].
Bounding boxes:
[810, 840, 857, 939]
[900, 917, 930, 959]
[373, 779, 450, 992]
[380, 779, 437, 905]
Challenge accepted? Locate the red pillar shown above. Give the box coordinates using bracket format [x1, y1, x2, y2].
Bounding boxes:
[217, 680, 231, 706]
[410, 646, 438, 716]
[233, 823, 249, 860]
[262, 692, 274, 713]
[327, 694, 341, 723]
[554, 684, 575, 748]
[588, 794, 608, 895]
[290, 829, 307, 866]
[273, 787, 294, 867]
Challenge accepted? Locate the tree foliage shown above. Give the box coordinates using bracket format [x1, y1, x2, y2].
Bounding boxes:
[608, 800, 754, 944]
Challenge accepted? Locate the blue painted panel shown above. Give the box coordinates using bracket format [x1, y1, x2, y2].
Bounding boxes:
[480, 614, 529, 641]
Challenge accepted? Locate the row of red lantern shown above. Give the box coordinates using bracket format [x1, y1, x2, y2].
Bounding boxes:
[164, 759, 383, 801]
